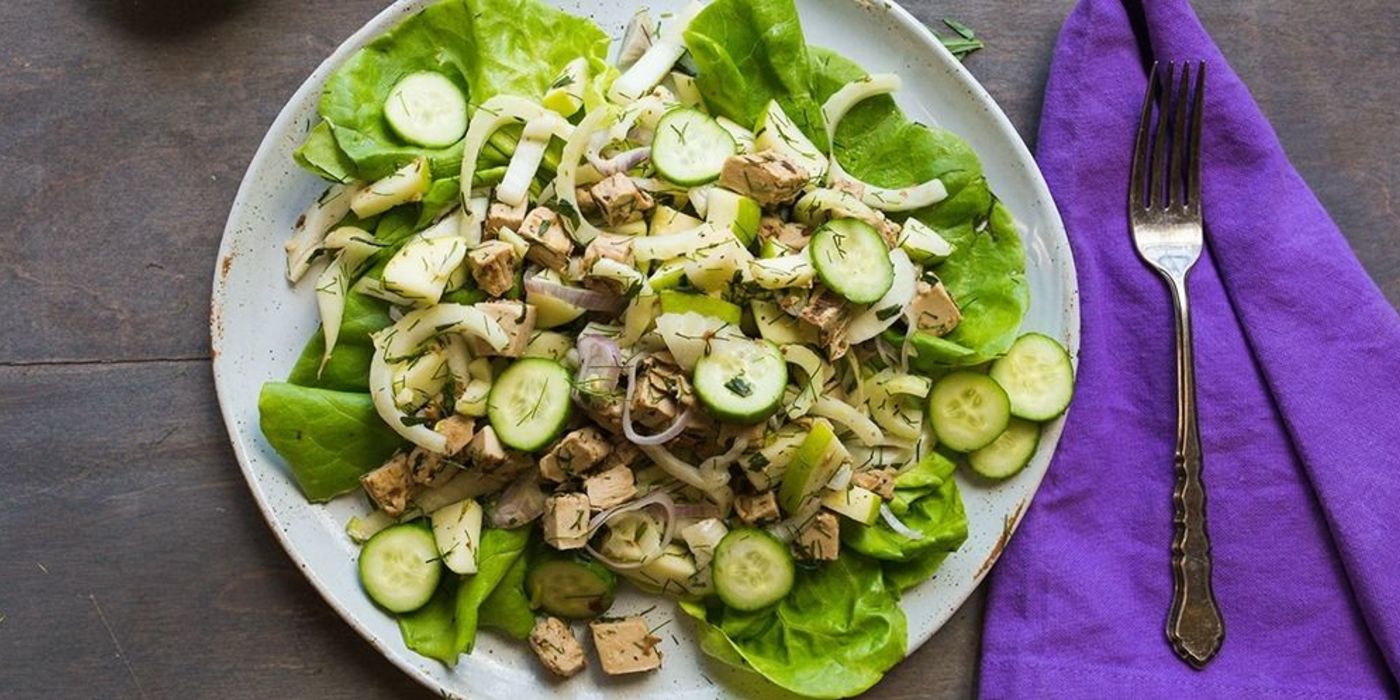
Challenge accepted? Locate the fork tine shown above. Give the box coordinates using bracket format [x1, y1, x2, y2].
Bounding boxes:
[1187, 62, 1206, 209]
[1149, 62, 1176, 208]
[1129, 62, 1159, 212]
[1168, 63, 1192, 206]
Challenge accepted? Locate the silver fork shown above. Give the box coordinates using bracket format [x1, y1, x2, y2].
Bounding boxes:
[1129, 60, 1224, 669]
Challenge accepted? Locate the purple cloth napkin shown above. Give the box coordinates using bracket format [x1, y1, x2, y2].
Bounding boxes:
[978, 0, 1400, 697]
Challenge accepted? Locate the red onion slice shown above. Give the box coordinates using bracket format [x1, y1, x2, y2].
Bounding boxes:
[576, 334, 624, 396]
[585, 491, 677, 571]
[524, 276, 626, 313]
[880, 504, 925, 541]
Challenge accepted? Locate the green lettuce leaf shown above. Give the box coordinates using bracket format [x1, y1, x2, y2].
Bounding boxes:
[684, 0, 827, 147]
[257, 383, 405, 501]
[882, 551, 952, 592]
[318, 0, 610, 180]
[843, 452, 969, 564]
[294, 121, 358, 183]
[395, 526, 531, 666]
[808, 47, 1027, 366]
[286, 292, 392, 392]
[477, 553, 535, 640]
[680, 553, 906, 699]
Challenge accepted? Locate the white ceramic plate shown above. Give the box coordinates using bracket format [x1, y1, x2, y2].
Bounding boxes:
[211, 1, 1078, 697]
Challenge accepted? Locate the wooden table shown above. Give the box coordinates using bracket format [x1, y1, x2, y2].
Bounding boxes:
[1, 1, 1395, 697]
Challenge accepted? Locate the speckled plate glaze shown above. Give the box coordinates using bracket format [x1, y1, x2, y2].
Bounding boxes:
[211, 1, 1078, 697]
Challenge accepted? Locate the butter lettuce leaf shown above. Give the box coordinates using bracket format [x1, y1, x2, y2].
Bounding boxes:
[684, 0, 827, 148]
[681, 553, 906, 699]
[257, 382, 405, 501]
[477, 548, 535, 640]
[294, 121, 358, 183]
[843, 452, 969, 564]
[287, 292, 392, 392]
[317, 0, 610, 180]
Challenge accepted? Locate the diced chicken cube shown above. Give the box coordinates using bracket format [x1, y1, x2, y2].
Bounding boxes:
[734, 491, 781, 525]
[575, 186, 599, 219]
[759, 215, 810, 251]
[851, 467, 898, 501]
[529, 617, 587, 678]
[582, 233, 637, 295]
[630, 352, 694, 431]
[518, 207, 574, 272]
[718, 151, 808, 206]
[590, 617, 662, 675]
[579, 392, 626, 436]
[360, 452, 415, 517]
[794, 512, 840, 561]
[468, 301, 537, 357]
[584, 465, 637, 510]
[540, 427, 614, 482]
[589, 173, 655, 227]
[908, 279, 962, 337]
[543, 493, 591, 550]
[466, 424, 508, 467]
[797, 287, 854, 359]
[467, 240, 520, 298]
[489, 475, 548, 529]
[598, 442, 641, 472]
[434, 415, 476, 456]
[486, 198, 528, 238]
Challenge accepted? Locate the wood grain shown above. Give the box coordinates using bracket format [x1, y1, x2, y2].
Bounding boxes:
[0, 0, 1395, 698]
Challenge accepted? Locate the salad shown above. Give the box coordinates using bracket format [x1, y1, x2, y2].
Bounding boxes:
[256, 0, 1074, 696]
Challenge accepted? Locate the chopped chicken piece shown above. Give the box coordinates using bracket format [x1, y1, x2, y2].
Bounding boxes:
[759, 215, 810, 251]
[489, 475, 549, 529]
[539, 427, 614, 482]
[598, 442, 642, 471]
[734, 491, 781, 524]
[794, 512, 840, 561]
[585, 465, 637, 510]
[575, 186, 599, 219]
[360, 452, 415, 517]
[718, 151, 808, 206]
[874, 215, 903, 249]
[405, 447, 455, 488]
[590, 618, 662, 675]
[630, 352, 694, 431]
[530, 617, 587, 678]
[589, 172, 655, 227]
[434, 415, 476, 456]
[851, 468, 899, 501]
[518, 207, 573, 271]
[467, 240, 520, 297]
[486, 198, 528, 238]
[797, 287, 854, 359]
[908, 279, 962, 337]
[466, 425, 507, 467]
[468, 301, 536, 357]
[579, 391, 626, 436]
[543, 493, 591, 550]
[582, 233, 637, 295]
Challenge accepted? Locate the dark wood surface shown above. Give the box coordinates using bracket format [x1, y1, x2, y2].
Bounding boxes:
[1, 1, 1396, 698]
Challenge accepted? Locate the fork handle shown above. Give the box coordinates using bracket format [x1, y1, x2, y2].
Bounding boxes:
[1164, 275, 1224, 668]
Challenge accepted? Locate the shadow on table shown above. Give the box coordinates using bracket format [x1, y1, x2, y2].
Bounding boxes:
[87, 0, 255, 39]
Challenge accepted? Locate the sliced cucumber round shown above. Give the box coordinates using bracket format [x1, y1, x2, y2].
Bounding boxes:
[651, 108, 736, 186]
[713, 528, 795, 611]
[809, 218, 893, 304]
[526, 553, 617, 619]
[968, 418, 1041, 480]
[357, 523, 443, 613]
[693, 339, 787, 424]
[487, 358, 574, 452]
[384, 72, 468, 148]
[928, 371, 1011, 452]
[989, 333, 1075, 420]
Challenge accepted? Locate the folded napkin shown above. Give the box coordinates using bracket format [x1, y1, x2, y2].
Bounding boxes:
[978, 0, 1400, 697]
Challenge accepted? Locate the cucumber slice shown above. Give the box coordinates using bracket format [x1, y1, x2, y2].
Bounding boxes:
[809, 219, 894, 304]
[357, 523, 442, 613]
[706, 188, 761, 247]
[989, 333, 1075, 420]
[659, 290, 742, 324]
[651, 107, 736, 186]
[487, 358, 574, 452]
[778, 418, 843, 513]
[384, 72, 468, 148]
[693, 339, 787, 423]
[928, 371, 1012, 452]
[526, 553, 617, 619]
[968, 418, 1041, 480]
[713, 528, 795, 611]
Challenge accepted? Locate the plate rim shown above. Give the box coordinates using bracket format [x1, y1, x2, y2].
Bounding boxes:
[210, 1, 1079, 697]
